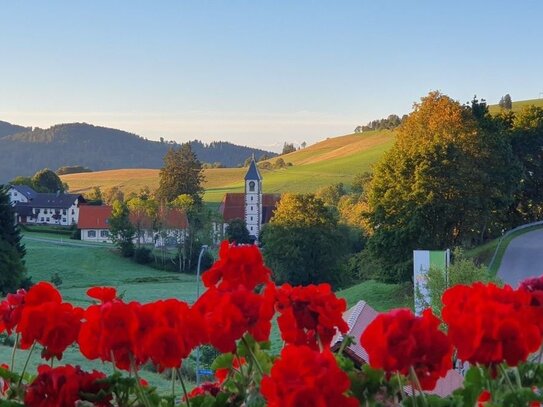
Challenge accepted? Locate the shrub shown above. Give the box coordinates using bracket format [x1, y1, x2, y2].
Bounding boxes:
[133, 247, 152, 264]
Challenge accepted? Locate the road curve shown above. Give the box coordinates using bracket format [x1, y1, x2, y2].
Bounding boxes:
[497, 229, 543, 287]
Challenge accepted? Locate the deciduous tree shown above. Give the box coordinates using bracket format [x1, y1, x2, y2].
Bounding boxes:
[109, 201, 135, 257]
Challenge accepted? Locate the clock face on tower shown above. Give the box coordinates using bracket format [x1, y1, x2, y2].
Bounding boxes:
[249, 181, 255, 192]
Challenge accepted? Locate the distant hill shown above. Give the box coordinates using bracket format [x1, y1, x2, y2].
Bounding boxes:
[62, 129, 396, 203]
[0, 120, 29, 139]
[488, 97, 543, 114]
[0, 122, 275, 182]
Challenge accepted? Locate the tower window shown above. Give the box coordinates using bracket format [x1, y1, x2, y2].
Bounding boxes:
[251, 196, 253, 201]
[249, 181, 255, 192]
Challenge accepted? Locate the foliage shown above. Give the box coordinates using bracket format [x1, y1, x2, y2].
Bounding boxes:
[262, 194, 350, 287]
[354, 113, 406, 133]
[315, 182, 346, 207]
[0, 186, 28, 294]
[365, 92, 520, 283]
[55, 165, 92, 175]
[31, 168, 65, 193]
[281, 142, 296, 155]
[225, 218, 251, 244]
[133, 247, 152, 264]
[103, 186, 125, 205]
[157, 143, 205, 205]
[425, 249, 497, 318]
[109, 201, 135, 257]
[498, 93, 513, 110]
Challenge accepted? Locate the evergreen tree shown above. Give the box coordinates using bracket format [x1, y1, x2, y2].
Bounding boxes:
[504, 94, 513, 110]
[0, 186, 28, 294]
[157, 144, 205, 205]
[109, 200, 135, 257]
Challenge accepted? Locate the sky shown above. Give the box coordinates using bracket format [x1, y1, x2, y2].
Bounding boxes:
[0, 1, 542, 152]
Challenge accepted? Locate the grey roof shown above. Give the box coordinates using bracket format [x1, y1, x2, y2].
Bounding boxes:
[9, 185, 38, 200]
[244, 158, 262, 181]
[30, 193, 85, 209]
[13, 203, 33, 217]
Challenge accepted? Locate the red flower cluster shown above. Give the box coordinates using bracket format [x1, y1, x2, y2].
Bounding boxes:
[79, 288, 204, 371]
[361, 308, 452, 390]
[519, 275, 543, 334]
[442, 283, 541, 366]
[15, 283, 83, 360]
[0, 288, 26, 334]
[202, 241, 271, 291]
[185, 381, 221, 400]
[194, 285, 275, 352]
[261, 344, 358, 407]
[24, 364, 110, 407]
[274, 283, 348, 350]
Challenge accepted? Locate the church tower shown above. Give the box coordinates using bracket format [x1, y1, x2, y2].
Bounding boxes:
[244, 156, 263, 239]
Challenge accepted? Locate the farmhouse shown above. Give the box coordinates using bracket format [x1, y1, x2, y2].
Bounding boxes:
[8, 185, 86, 226]
[78, 204, 189, 246]
[78, 205, 113, 242]
[331, 301, 464, 397]
[218, 157, 281, 240]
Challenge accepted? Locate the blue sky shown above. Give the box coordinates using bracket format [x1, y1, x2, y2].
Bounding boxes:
[0, 1, 542, 151]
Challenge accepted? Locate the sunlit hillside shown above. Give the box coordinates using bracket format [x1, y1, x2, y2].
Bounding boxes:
[62, 129, 396, 203]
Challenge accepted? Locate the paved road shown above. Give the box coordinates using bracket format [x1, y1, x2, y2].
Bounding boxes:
[498, 229, 543, 287]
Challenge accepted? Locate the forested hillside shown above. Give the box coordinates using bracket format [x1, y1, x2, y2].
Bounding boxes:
[0, 122, 275, 182]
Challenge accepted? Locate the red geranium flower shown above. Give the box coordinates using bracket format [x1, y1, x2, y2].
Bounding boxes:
[261, 344, 358, 407]
[185, 381, 221, 400]
[24, 364, 110, 407]
[361, 308, 452, 390]
[275, 283, 348, 350]
[194, 284, 275, 352]
[442, 283, 541, 366]
[0, 288, 26, 334]
[78, 300, 140, 370]
[87, 287, 117, 303]
[202, 241, 271, 291]
[16, 284, 82, 360]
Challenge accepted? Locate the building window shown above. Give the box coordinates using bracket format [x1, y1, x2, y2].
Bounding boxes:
[40, 217, 44, 222]
[249, 181, 255, 192]
[100, 230, 109, 238]
[62, 209, 67, 215]
[44, 209, 48, 214]
[72, 209, 75, 215]
[46, 218, 50, 222]
[251, 196, 253, 201]
[251, 206, 253, 210]
[88, 230, 96, 238]
[62, 218, 66, 223]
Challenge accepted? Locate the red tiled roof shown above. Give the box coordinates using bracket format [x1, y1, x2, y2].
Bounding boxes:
[219, 193, 281, 222]
[78, 205, 112, 229]
[332, 301, 463, 397]
[159, 207, 189, 229]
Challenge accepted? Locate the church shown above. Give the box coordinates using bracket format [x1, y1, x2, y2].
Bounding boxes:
[218, 157, 281, 240]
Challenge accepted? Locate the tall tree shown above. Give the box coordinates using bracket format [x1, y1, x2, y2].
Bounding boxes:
[281, 142, 296, 155]
[261, 194, 348, 287]
[0, 186, 28, 294]
[503, 94, 513, 110]
[109, 200, 135, 257]
[157, 144, 205, 205]
[32, 168, 66, 193]
[365, 92, 518, 282]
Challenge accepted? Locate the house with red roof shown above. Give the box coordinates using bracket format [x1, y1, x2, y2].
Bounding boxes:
[78, 205, 113, 242]
[332, 301, 464, 398]
[217, 157, 281, 241]
[78, 205, 189, 246]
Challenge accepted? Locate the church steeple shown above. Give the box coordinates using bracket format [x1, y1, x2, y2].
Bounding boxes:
[244, 155, 263, 239]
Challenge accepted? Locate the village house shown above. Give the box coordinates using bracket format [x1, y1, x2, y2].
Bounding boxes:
[217, 157, 281, 241]
[78, 204, 189, 246]
[8, 185, 86, 226]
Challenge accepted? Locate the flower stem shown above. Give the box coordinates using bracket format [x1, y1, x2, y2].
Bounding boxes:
[499, 364, 515, 392]
[17, 342, 36, 387]
[409, 366, 428, 407]
[176, 368, 191, 407]
[171, 368, 176, 399]
[9, 333, 19, 373]
[129, 355, 151, 407]
[241, 336, 264, 376]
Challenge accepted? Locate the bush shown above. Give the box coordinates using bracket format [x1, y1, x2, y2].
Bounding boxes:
[119, 241, 135, 258]
[50, 272, 63, 288]
[70, 228, 81, 240]
[133, 247, 152, 264]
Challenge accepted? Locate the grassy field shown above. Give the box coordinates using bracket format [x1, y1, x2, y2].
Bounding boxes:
[61, 129, 395, 203]
[488, 98, 543, 114]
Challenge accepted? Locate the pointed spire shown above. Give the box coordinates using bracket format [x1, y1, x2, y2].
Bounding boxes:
[245, 155, 262, 181]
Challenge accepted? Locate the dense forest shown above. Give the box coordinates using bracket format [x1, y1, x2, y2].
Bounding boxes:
[0, 122, 275, 182]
